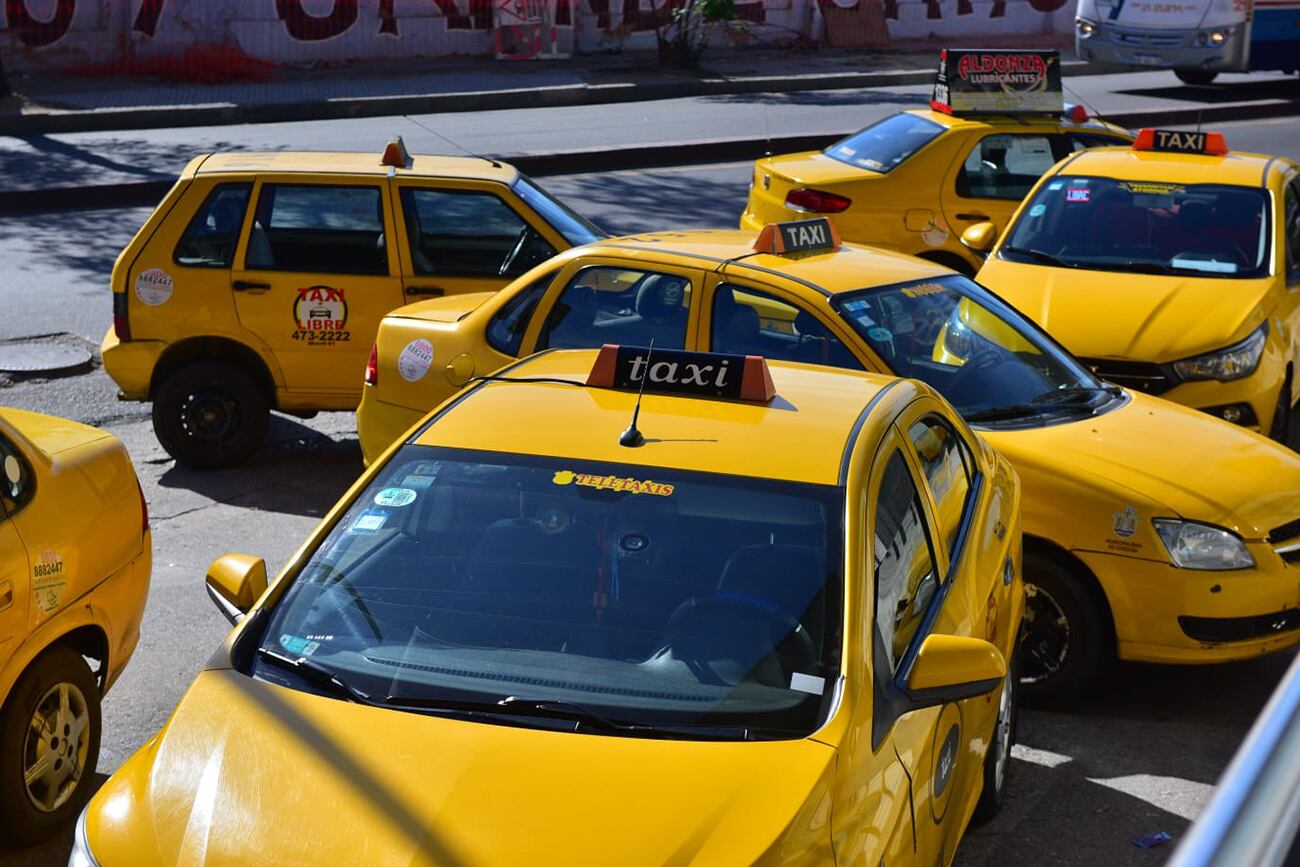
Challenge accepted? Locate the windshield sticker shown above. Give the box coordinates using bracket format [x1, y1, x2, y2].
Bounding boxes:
[292, 285, 350, 347]
[374, 487, 418, 508]
[1120, 181, 1185, 195]
[1047, 181, 1064, 190]
[552, 469, 674, 497]
[350, 511, 388, 533]
[867, 326, 893, 342]
[1028, 204, 1047, 217]
[401, 474, 435, 489]
[397, 339, 435, 382]
[790, 672, 826, 695]
[1107, 506, 1143, 554]
[135, 268, 174, 306]
[1066, 188, 1091, 203]
[279, 634, 321, 657]
[902, 282, 946, 299]
[32, 550, 66, 614]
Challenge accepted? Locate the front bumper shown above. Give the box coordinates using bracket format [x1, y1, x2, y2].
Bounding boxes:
[1078, 544, 1300, 665]
[356, 388, 424, 467]
[1076, 20, 1248, 71]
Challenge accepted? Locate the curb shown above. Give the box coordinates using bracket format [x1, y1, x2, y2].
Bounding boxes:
[0, 98, 1292, 216]
[1, 59, 1129, 137]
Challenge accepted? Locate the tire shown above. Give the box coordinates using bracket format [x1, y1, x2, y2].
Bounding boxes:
[1175, 69, 1218, 86]
[972, 651, 1018, 824]
[1269, 374, 1292, 445]
[0, 648, 102, 847]
[1018, 549, 1108, 703]
[152, 359, 269, 470]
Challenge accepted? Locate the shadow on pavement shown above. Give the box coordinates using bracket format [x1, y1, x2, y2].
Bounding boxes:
[1113, 78, 1300, 104]
[700, 88, 927, 108]
[0, 773, 107, 867]
[543, 166, 751, 235]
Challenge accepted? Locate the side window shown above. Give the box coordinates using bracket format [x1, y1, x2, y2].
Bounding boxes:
[711, 284, 863, 371]
[907, 416, 975, 558]
[486, 269, 558, 356]
[0, 433, 35, 518]
[956, 134, 1058, 200]
[873, 450, 940, 672]
[1069, 133, 1128, 152]
[536, 266, 691, 351]
[400, 188, 555, 279]
[1286, 182, 1300, 282]
[246, 184, 387, 276]
[173, 182, 251, 268]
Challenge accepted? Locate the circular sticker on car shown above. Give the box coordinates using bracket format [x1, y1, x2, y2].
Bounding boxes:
[397, 339, 434, 382]
[374, 487, 417, 508]
[922, 219, 950, 248]
[135, 268, 174, 306]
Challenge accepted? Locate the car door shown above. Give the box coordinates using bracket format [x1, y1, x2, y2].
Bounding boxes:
[231, 177, 403, 397]
[390, 179, 565, 301]
[0, 432, 31, 675]
[939, 131, 1064, 245]
[522, 260, 705, 355]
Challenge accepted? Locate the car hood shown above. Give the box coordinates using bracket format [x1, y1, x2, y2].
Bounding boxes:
[88, 669, 837, 867]
[979, 258, 1272, 362]
[389, 291, 496, 324]
[983, 392, 1300, 540]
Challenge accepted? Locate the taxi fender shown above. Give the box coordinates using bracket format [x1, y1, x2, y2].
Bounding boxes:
[0, 599, 113, 706]
[150, 330, 287, 397]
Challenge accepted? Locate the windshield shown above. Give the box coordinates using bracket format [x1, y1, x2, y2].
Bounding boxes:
[824, 113, 945, 173]
[514, 176, 605, 246]
[833, 275, 1112, 423]
[252, 447, 843, 740]
[1002, 176, 1271, 278]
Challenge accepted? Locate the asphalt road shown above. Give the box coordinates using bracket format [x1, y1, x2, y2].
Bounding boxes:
[1, 112, 1300, 866]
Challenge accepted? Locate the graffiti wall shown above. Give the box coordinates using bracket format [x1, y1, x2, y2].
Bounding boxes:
[0, 0, 1073, 71]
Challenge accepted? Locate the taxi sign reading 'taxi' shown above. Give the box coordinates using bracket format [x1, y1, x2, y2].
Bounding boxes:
[754, 217, 841, 256]
[587, 344, 776, 402]
[931, 48, 1063, 116]
[1133, 128, 1229, 155]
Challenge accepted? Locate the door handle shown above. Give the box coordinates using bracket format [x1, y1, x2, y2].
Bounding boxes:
[405, 285, 445, 297]
[955, 213, 991, 221]
[233, 280, 271, 292]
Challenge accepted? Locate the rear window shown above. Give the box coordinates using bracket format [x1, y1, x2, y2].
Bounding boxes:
[824, 113, 945, 173]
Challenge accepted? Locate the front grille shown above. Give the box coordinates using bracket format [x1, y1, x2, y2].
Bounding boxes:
[1268, 517, 1300, 545]
[1179, 609, 1300, 643]
[1114, 30, 1184, 47]
[1079, 358, 1179, 396]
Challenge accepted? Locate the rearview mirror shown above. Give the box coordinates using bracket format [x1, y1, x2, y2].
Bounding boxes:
[903, 634, 1005, 711]
[205, 553, 268, 625]
[960, 221, 998, 257]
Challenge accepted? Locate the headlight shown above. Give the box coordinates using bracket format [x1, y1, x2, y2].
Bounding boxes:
[1153, 519, 1255, 570]
[69, 806, 100, 867]
[1075, 17, 1096, 36]
[1172, 323, 1266, 382]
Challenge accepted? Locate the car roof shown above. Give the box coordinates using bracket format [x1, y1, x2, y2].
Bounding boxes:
[191, 152, 519, 184]
[561, 230, 953, 297]
[905, 107, 1130, 136]
[412, 349, 919, 486]
[1054, 146, 1294, 188]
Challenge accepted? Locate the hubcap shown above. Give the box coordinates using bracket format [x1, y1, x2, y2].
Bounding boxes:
[993, 674, 1013, 792]
[22, 682, 90, 813]
[1020, 583, 1070, 685]
[180, 387, 240, 444]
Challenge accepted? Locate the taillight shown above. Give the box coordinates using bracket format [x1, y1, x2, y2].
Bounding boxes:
[113, 292, 131, 341]
[785, 188, 852, 214]
[137, 480, 149, 533]
[364, 343, 378, 386]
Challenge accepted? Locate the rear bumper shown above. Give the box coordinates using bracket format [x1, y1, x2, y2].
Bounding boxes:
[357, 387, 424, 467]
[1078, 545, 1300, 665]
[100, 328, 165, 401]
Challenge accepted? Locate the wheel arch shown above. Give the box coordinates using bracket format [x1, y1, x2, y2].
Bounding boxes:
[1023, 533, 1118, 657]
[149, 337, 279, 408]
[45, 626, 111, 695]
[915, 249, 978, 278]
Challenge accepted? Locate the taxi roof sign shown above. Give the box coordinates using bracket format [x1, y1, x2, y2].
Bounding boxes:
[754, 217, 841, 256]
[931, 48, 1063, 116]
[1133, 128, 1228, 156]
[380, 135, 412, 168]
[587, 344, 776, 403]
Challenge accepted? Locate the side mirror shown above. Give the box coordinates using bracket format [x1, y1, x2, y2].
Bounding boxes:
[903, 634, 1005, 711]
[960, 221, 998, 257]
[205, 553, 268, 625]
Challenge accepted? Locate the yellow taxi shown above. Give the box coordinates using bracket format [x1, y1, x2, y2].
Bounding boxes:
[101, 137, 603, 469]
[973, 129, 1300, 442]
[740, 49, 1132, 276]
[360, 219, 1300, 700]
[77, 346, 1022, 866]
[0, 408, 151, 844]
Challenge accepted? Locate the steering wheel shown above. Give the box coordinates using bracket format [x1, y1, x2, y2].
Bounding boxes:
[946, 341, 1008, 402]
[1173, 238, 1249, 269]
[499, 225, 537, 277]
[664, 592, 816, 687]
[301, 563, 382, 641]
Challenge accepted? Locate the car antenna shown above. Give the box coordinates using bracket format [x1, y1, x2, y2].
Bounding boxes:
[402, 114, 503, 168]
[620, 340, 654, 448]
[1060, 83, 1110, 130]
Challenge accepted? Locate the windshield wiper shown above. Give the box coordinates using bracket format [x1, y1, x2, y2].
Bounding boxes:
[379, 693, 637, 733]
[965, 398, 1103, 424]
[1030, 384, 1123, 405]
[1001, 246, 1075, 269]
[1120, 261, 1176, 275]
[256, 647, 377, 705]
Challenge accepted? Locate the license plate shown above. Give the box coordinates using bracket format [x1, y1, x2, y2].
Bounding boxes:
[1133, 53, 1163, 65]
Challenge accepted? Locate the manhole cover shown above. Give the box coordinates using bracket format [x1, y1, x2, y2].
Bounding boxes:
[0, 344, 92, 374]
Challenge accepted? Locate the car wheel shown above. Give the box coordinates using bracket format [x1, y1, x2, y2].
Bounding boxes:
[153, 360, 269, 470]
[972, 649, 1017, 824]
[1018, 550, 1107, 703]
[1175, 69, 1218, 85]
[1269, 374, 1292, 445]
[0, 648, 102, 847]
